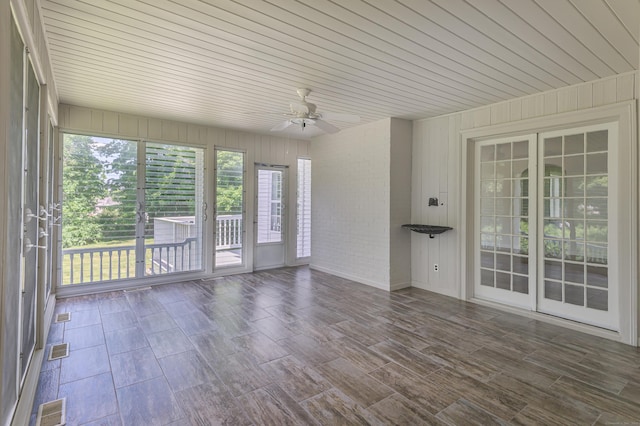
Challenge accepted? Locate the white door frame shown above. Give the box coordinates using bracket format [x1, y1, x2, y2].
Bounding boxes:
[459, 101, 637, 345]
[253, 163, 288, 271]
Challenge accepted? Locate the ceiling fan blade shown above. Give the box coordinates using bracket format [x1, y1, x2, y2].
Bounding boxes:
[314, 119, 340, 134]
[319, 112, 360, 123]
[271, 120, 293, 131]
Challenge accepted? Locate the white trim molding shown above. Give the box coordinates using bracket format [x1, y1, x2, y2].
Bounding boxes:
[459, 101, 637, 346]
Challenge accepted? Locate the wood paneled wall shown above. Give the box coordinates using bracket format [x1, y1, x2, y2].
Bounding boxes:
[411, 71, 638, 299]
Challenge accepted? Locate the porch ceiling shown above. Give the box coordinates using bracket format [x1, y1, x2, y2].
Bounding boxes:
[40, 0, 639, 138]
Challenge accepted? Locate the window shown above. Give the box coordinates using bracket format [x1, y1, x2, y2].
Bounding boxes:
[61, 134, 205, 284]
[215, 149, 244, 267]
[297, 158, 311, 258]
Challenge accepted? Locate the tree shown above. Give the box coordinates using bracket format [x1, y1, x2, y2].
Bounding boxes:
[95, 138, 138, 241]
[216, 150, 243, 214]
[62, 134, 105, 247]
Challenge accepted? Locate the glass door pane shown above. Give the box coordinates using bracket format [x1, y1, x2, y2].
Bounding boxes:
[62, 136, 207, 284]
[257, 169, 283, 243]
[21, 59, 40, 380]
[144, 143, 204, 275]
[215, 149, 244, 268]
[62, 135, 138, 284]
[254, 166, 287, 270]
[475, 136, 534, 308]
[538, 125, 616, 330]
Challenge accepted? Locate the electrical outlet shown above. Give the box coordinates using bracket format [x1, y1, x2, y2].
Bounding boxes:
[434, 264, 439, 272]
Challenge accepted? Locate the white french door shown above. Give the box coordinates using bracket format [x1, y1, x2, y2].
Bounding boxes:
[537, 124, 617, 330]
[474, 123, 618, 331]
[254, 165, 287, 270]
[475, 135, 537, 310]
[61, 136, 205, 285]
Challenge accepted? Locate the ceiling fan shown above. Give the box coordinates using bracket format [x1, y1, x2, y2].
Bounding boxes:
[270, 88, 360, 134]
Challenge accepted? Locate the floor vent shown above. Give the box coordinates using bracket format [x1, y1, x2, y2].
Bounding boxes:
[124, 286, 152, 293]
[55, 312, 71, 323]
[36, 397, 66, 426]
[49, 343, 70, 361]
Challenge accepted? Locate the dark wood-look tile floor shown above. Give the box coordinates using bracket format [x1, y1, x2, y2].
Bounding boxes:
[31, 266, 640, 425]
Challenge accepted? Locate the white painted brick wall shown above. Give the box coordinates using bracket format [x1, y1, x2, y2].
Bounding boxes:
[310, 119, 392, 290]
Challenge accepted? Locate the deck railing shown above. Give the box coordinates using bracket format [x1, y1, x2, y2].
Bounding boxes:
[63, 237, 198, 284]
[216, 214, 242, 249]
[63, 214, 243, 284]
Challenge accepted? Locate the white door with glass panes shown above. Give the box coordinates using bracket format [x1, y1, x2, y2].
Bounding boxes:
[214, 149, 245, 269]
[475, 123, 618, 331]
[475, 135, 537, 310]
[254, 165, 286, 270]
[537, 124, 617, 330]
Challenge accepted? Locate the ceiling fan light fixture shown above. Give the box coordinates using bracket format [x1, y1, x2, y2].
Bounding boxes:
[268, 89, 360, 134]
[290, 117, 315, 130]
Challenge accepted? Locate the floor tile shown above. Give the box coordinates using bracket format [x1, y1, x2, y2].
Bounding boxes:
[437, 398, 509, 425]
[209, 351, 272, 397]
[58, 372, 118, 425]
[137, 312, 178, 335]
[104, 326, 148, 355]
[189, 330, 238, 362]
[368, 362, 458, 414]
[46, 322, 65, 344]
[63, 324, 105, 350]
[370, 339, 442, 377]
[60, 345, 111, 384]
[300, 387, 380, 425]
[110, 347, 163, 388]
[101, 310, 139, 333]
[261, 355, 331, 401]
[368, 393, 445, 425]
[98, 295, 131, 315]
[146, 328, 194, 358]
[315, 357, 394, 407]
[125, 291, 166, 318]
[238, 383, 319, 425]
[281, 334, 340, 366]
[31, 267, 640, 425]
[232, 331, 289, 364]
[116, 377, 183, 426]
[30, 369, 59, 415]
[158, 350, 217, 392]
[175, 382, 251, 425]
[80, 414, 122, 426]
[64, 309, 102, 330]
[172, 310, 215, 336]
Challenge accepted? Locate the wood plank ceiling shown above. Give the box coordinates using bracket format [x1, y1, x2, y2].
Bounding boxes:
[40, 0, 639, 138]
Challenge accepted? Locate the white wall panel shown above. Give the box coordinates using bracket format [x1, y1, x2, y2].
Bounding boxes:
[557, 86, 578, 113]
[543, 92, 558, 115]
[310, 119, 393, 290]
[411, 71, 638, 300]
[389, 118, 412, 290]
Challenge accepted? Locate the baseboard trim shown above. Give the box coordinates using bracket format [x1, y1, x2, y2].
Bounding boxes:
[11, 296, 56, 426]
[390, 281, 411, 291]
[411, 280, 458, 298]
[309, 264, 389, 291]
[470, 297, 625, 344]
